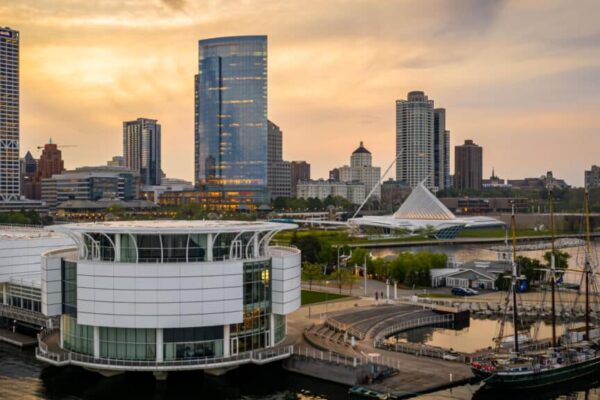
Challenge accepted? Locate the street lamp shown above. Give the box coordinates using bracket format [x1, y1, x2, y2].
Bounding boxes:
[325, 280, 330, 318]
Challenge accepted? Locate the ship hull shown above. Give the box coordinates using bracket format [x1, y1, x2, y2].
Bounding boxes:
[473, 356, 600, 390]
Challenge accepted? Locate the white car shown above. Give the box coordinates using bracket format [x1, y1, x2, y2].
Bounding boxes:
[464, 288, 479, 295]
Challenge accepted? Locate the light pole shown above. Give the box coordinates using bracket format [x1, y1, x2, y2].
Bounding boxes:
[325, 280, 330, 318]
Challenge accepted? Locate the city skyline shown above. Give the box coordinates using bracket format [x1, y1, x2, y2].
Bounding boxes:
[3, 1, 600, 186]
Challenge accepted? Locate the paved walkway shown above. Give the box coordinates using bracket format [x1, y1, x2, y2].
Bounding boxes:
[0, 328, 38, 347]
[285, 298, 474, 395]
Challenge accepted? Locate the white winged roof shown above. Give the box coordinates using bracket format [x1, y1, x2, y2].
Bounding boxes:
[393, 183, 455, 220]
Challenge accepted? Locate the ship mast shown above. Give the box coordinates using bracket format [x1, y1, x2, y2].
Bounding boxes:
[511, 204, 519, 354]
[584, 189, 591, 341]
[549, 189, 557, 347]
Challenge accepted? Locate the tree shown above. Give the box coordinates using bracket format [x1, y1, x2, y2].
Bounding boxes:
[516, 256, 544, 290]
[291, 235, 322, 263]
[543, 250, 570, 270]
[302, 262, 322, 291]
[341, 268, 359, 295]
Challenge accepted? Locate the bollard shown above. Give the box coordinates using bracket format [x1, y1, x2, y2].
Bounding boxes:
[449, 373, 453, 382]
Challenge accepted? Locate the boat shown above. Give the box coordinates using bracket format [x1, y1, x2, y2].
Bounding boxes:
[471, 191, 600, 389]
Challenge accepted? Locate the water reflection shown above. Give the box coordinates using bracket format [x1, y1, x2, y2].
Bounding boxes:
[0, 343, 346, 400]
[393, 319, 585, 353]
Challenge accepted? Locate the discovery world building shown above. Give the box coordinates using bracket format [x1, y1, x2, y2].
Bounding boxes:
[34, 220, 301, 377]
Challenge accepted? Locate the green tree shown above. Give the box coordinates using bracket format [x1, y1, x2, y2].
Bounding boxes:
[341, 268, 359, 295]
[302, 262, 323, 291]
[543, 250, 570, 270]
[291, 235, 322, 263]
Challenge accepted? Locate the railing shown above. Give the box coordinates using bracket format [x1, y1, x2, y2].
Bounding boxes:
[36, 343, 295, 370]
[373, 314, 454, 343]
[377, 341, 471, 364]
[325, 318, 366, 340]
[0, 304, 56, 328]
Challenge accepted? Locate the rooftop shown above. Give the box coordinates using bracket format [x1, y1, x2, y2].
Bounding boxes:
[0, 225, 65, 240]
[47, 220, 297, 234]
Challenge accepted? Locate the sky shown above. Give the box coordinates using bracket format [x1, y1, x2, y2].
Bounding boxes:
[3, 0, 600, 187]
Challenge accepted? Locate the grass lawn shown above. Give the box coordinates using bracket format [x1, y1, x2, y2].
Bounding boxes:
[417, 293, 456, 299]
[301, 290, 349, 305]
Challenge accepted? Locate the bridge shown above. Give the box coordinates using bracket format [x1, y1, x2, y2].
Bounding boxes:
[0, 304, 58, 329]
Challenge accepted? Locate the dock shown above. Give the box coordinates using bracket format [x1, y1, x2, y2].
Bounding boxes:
[0, 328, 38, 347]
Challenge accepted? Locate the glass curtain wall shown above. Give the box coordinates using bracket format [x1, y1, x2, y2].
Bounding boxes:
[274, 314, 286, 344]
[62, 315, 93, 355]
[231, 260, 271, 352]
[120, 234, 137, 262]
[61, 260, 77, 316]
[188, 233, 207, 262]
[99, 327, 156, 360]
[163, 326, 223, 360]
[136, 235, 161, 262]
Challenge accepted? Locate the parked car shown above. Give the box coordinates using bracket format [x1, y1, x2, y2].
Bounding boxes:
[464, 288, 479, 295]
[451, 287, 471, 296]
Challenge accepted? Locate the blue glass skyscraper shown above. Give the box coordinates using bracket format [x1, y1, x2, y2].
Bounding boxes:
[195, 36, 268, 208]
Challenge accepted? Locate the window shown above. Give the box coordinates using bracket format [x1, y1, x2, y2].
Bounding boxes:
[62, 315, 93, 355]
[136, 235, 162, 262]
[99, 327, 156, 360]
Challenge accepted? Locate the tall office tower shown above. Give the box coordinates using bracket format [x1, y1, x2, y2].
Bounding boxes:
[267, 120, 291, 198]
[195, 36, 268, 205]
[396, 91, 435, 190]
[123, 118, 161, 186]
[290, 161, 310, 196]
[0, 27, 20, 201]
[433, 109, 450, 191]
[454, 139, 483, 191]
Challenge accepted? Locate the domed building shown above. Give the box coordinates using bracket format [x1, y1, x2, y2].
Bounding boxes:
[339, 141, 381, 201]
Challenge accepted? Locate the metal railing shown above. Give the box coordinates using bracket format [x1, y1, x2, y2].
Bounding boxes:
[0, 304, 57, 328]
[373, 313, 454, 343]
[36, 342, 295, 370]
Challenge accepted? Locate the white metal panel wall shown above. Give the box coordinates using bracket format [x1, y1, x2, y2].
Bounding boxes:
[0, 236, 74, 283]
[41, 252, 64, 316]
[270, 247, 301, 315]
[76, 260, 244, 329]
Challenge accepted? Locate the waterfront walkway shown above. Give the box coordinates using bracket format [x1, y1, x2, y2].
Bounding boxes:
[286, 299, 473, 395]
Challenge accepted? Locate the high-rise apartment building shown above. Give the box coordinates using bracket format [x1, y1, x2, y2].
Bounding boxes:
[195, 36, 268, 205]
[454, 140, 483, 191]
[123, 118, 161, 186]
[37, 140, 64, 181]
[267, 120, 291, 199]
[0, 27, 20, 201]
[396, 91, 450, 191]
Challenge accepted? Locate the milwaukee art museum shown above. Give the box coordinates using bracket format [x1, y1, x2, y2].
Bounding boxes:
[35, 220, 301, 377]
[349, 183, 504, 239]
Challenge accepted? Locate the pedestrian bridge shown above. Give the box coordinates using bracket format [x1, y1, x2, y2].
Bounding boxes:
[0, 304, 57, 329]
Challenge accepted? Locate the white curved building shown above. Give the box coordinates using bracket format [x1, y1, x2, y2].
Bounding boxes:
[36, 220, 300, 376]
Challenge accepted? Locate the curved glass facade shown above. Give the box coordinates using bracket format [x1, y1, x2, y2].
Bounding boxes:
[62, 315, 93, 355]
[195, 36, 268, 203]
[231, 260, 271, 352]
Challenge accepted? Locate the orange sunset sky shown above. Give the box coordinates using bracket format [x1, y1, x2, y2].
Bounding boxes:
[2, 0, 600, 186]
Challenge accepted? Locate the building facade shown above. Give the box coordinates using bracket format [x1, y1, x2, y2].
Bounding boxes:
[454, 139, 483, 192]
[123, 118, 161, 186]
[290, 161, 310, 197]
[36, 220, 300, 376]
[195, 36, 268, 205]
[0, 27, 20, 201]
[42, 167, 140, 210]
[585, 165, 600, 189]
[337, 141, 381, 199]
[267, 120, 291, 199]
[296, 180, 365, 204]
[396, 92, 450, 191]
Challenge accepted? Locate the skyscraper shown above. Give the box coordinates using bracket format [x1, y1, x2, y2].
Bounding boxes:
[396, 91, 450, 191]
[454, 139, 483, 191]
[290, 161, 310, 196]
[195, 36, 268, 204]
[0, 27, 20, 201]
[123, 118, 161, 186]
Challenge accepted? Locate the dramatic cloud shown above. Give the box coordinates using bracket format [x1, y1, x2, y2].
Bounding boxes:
[2, 0, 600, 186]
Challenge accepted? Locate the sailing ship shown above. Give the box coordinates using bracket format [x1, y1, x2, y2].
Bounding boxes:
[471, 191, 600, 389]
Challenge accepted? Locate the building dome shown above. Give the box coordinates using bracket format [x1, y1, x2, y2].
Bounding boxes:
[352, 141, 371, 155]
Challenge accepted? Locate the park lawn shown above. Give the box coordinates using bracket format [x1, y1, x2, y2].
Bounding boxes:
[301, 290, 349, 305]
[417, 293, 455, 299]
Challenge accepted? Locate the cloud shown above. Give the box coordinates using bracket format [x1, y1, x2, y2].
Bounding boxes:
[161, 0, 186, 11]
